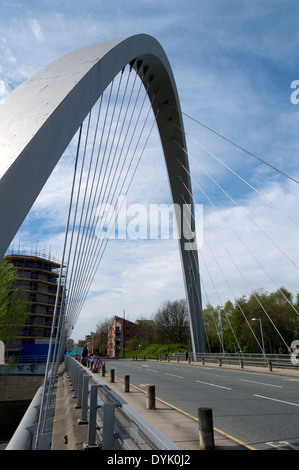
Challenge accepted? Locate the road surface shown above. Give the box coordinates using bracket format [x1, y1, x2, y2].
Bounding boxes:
[104, 359, 299, 450]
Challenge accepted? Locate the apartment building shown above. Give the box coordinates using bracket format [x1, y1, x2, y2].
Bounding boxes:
[107, 316, 140, 357]
[4, 251, 65, 358]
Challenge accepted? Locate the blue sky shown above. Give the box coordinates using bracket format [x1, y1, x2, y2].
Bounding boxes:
[1, 0, 299, 343]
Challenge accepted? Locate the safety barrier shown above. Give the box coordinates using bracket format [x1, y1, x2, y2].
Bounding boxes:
[65, 355, 179, 450]
[165, 352, 298, 370]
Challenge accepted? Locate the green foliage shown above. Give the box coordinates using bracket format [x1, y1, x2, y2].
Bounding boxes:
[125, 343, 188, 359]
[203, 287, 299, 354]
[0, 259, 30, 345]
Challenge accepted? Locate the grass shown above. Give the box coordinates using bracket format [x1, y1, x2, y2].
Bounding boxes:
[124, 343, 189, 359]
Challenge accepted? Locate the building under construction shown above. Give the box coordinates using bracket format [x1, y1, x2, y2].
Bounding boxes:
[4, 250, 65, 359]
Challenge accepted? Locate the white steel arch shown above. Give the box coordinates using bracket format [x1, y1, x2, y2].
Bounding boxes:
[0, 34, 205, 354]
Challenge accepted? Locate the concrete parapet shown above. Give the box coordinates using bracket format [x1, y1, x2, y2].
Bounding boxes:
[51, 364, 88, 450]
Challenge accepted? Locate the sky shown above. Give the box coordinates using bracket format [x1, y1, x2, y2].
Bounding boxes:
[0, 0, 299, 344]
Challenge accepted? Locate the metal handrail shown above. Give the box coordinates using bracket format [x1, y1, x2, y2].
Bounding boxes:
[3, 355, 55, 364]
[167, 352, 298, 369]
[65, 356, 179, 450]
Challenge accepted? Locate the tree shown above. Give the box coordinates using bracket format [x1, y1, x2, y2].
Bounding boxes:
[0, 259, 30, 345]
[203, 303, 223, 352]
[203, 287, 299, 354]
[224, 295, 253, 353]
[95, 317, 113, 355]
[154, 299, 190, 345]
[135, 317, 158, 345]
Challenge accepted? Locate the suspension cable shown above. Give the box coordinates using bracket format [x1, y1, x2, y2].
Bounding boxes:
[174, 123, 299, 228]
[179, 168, 290, 351]
[180, 193, 263, 354]
[34, 123, 83, 449]
[176, 140, 299, 272]
[62, 65, 159, 332]
[168, 104, 299, 185]
[177, 154, 299, 318]
[66, 66, 142, 322]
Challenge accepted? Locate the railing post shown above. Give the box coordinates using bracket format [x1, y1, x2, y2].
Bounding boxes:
[69, 358, 74, 384]
[79, 374, 89, 424]
[85, 384, 99, 449]
[72, 363, 79, 397]
[76, 367, 83, 408]
[102, 403, 115, 450]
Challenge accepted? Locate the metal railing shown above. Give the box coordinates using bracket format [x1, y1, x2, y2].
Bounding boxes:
[3, 355, 49, 364]
[65, 356, 179, 450]
[166, 352, 299, 370]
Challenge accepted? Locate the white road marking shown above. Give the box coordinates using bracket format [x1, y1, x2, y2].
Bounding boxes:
[240, 379, 282, 388]
[196, 380, 232, 390]
[165, 373, 184, 379]
[266, 441, 299, 450]
[254, 394, 299, 407]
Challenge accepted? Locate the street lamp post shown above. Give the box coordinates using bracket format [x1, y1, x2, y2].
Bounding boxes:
[252, 318, 266, 364]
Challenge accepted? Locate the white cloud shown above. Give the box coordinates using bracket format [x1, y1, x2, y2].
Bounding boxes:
[28, 18, 44, 43]
[0, 78, 11, 100]
[199, 177, 299, 306]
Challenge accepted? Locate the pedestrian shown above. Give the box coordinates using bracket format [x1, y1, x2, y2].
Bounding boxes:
[185, 349, 189, 362]
[81, 345, 89, 366]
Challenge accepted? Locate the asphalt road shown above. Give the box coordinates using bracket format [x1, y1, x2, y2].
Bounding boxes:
[105, 359, 299, 450]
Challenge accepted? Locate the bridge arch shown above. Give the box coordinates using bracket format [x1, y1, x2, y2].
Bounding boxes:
[0, 34, 205, 354]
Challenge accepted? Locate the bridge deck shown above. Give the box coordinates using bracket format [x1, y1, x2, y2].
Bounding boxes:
[52, 362, 248, 450]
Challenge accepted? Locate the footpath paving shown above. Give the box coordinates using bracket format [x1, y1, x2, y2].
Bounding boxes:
[52, 359, 299, 451]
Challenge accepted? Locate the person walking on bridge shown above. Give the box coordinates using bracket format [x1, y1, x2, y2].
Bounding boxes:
[81, 346, 89, 366]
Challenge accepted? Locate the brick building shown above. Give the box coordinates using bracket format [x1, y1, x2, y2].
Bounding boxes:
[107, 316, 140, 357]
